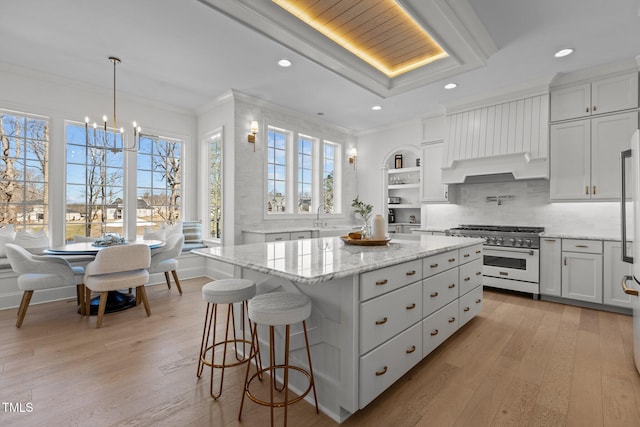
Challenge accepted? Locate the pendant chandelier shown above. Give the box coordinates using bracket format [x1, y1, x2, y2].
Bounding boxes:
[84, 56, 140, 152]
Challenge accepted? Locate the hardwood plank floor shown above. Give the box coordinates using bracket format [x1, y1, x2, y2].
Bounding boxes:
[0, 279, 639, 426]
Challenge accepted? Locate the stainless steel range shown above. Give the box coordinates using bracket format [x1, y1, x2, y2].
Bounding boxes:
[447, 225, 545, 297]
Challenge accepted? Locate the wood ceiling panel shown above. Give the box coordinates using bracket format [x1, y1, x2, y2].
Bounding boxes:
[274, 0, 448, 77]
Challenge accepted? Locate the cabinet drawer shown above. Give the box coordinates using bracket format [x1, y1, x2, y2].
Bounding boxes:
[423, 250, 458, 278]
[423, 268, 458, 317]
[422, 300, 458, 358]
[265, 232, 290, 242]
[360, 282, 422, 355]
[459, 259, 483, 296]
[290, 231, 311, 239]
[459, 285, 483, 327]
[562, 239, 602, 254]
[359, 322, 422, 409]
[459, 244, 483, 264]
[360, 259, 422, 301]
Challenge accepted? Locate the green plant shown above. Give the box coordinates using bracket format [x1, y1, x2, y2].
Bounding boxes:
[351, 195, 373, 221]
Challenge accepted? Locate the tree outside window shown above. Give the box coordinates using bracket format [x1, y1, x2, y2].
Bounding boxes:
[0, 111, 48, 231]
[209, 134, 222, 239]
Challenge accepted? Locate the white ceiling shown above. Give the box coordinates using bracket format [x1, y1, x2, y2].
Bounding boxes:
[2, 0, 640, 132]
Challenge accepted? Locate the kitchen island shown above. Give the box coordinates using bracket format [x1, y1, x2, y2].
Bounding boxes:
[192, 235, 484, 423]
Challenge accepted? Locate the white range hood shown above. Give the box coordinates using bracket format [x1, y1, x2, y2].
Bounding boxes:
[441, 152, 548, 184]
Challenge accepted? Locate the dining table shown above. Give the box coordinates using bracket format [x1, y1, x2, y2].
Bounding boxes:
[45, 238, 165, 315]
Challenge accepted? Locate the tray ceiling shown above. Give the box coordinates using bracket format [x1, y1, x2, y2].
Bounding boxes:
[199, 0, 497, 97]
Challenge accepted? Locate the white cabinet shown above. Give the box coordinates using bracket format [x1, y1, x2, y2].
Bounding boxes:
[603, 241, 633, 308]
[422, 300, 458, 357]
[540, 238, 561, 296]
[420, 141, 448, 202]
[561, 240, 603, 304]
[243, 230, 312, 243]
[551, 73, 639, 122]
[550, 111, 638, 200]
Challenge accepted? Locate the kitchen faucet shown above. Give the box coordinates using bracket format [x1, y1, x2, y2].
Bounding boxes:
[315, 204, 326, 227]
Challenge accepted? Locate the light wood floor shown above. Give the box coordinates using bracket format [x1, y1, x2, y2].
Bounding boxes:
[1, 277, 639, 426]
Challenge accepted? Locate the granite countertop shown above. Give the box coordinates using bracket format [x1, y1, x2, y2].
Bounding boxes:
[192, 235, 483, 285]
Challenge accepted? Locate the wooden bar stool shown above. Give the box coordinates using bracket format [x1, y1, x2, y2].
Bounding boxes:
[197, 279, 261, 399]
[239, 291, 319, 426]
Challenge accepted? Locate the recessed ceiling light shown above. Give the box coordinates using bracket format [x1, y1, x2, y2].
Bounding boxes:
[554, 48, 574, 58]
[372, 105, 382, 111]
[278, 59, 292, 67]
[444, 83, 458, 90]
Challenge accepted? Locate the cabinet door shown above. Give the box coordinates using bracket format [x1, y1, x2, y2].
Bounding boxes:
[550, 120, 591, 200]
[590, 111, 638, 200]
[562, 251, 603, 303]
[591, 73, 639, 116]
[603, 241, 633, 308]
[420, 142, 448, 202]
[540, 238, 561, 296]
[264, 232, 290, 242]
[550, 83, 591, 122]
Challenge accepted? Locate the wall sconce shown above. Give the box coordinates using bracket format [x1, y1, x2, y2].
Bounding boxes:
[348, 148, 357, 169]
[248, 120, 259, 151]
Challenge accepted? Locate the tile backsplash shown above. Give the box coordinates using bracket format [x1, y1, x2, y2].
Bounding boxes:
[422, 179, 628, 238]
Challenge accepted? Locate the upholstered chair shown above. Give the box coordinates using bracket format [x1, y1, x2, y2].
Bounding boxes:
[149, 233, 184, 295]
[5, 243, 86, 327]
[84, 244, 151, 328]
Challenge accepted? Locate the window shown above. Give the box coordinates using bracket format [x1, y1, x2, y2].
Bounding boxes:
[266, 127, 289, 213]
[137, 134, 182, 232]
[0, 110, 49, 231]
[265, 124, 342, 216]
[209, 133, 222, 239]
[65, 121, 124, 239]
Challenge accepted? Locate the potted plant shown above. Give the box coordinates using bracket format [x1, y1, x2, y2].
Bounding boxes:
[351, 195, 373, 239]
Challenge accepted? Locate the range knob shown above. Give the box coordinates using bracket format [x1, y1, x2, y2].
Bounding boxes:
[496, 237, 504, 245]
[524, 239, 532, 247]
[508, 238, 516, 245]
[516, 239, 524, 246]
[489, 237, 497, 244]
[484, 237, 490, 244]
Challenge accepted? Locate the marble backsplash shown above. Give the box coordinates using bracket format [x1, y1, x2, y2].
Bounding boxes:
[422, 179, 629, 239]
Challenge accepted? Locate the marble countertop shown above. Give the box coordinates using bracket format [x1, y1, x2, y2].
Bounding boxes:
[412, 227, 449, 233]
[192, 235, 483, 285]
[243, 225, 359, 234]
[540, 232, 625, 241]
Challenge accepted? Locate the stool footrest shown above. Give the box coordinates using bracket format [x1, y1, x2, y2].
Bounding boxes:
[200, 338, 254, 369]
[244, 365, 313, 408]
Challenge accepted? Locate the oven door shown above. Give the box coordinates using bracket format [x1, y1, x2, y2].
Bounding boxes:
[483, 246, 539, 283]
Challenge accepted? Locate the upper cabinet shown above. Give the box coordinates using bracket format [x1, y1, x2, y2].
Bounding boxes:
[550, 72, 639, 122]
[420, 141, 448, 203]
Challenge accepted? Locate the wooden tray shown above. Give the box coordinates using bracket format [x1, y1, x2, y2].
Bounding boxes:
[340, 236, 391, 246]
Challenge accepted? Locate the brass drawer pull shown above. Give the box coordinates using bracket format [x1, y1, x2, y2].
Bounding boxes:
[430, 263, 439, 268]
[544, 239, 556, 242]
[463, 307, 470, 312]
[476, 298, 482, 303]
[406, 303, 416, 310]
[448, 283, 456, 289]
[448, 317, 456, 323]
[430, 292, 438, 298]
[463, 254, 470, 258]
[448, 258, 456, 262]
[375, 366, 388, 376]
[575, 244, 588, 248]
[375, 317, 388, 325]
[593, 185, 596, 195]
[376, 279, 388, 286]
[464, 277, 471, 281]
[406, 345, 416, 354]
[430, 329, 439, 336]
[499, 272, 509, 276]
[585, 185, 589, 195]
[475, 271, 482, 276]
[406, 270, 416, 276]
[475, 250, 481, 254]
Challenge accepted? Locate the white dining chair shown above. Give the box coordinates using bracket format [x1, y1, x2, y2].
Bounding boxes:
[149, 233, 184, 294]
[5, 243, 86, 327]
[84, 244, 151, 328]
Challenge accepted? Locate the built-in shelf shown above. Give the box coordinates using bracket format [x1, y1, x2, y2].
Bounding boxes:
[388, 183, 420, 189]
[388, 204, 420, 209]
[388, 166, 420, 174]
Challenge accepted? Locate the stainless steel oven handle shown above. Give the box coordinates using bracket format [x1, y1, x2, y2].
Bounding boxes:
[621, 149, 633, 263]
[483, 247, 538, 256]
